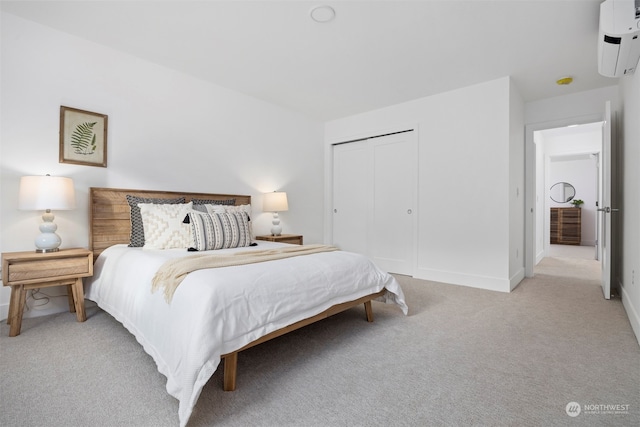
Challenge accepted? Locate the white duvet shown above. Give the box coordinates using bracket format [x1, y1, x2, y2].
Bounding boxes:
[85, 241, 408, 426]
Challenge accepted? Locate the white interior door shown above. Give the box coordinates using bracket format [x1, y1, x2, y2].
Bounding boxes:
[332, 141, 370, 255]
[371, 133, 417, 275]
[332, 131, 417, 275]
[599, 101, 613, 299]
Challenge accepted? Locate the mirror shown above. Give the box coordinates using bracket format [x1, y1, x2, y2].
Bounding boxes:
[550, 182, 576, 203]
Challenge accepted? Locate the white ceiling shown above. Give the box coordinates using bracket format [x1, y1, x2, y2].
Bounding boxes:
[0, 0, 618, 121]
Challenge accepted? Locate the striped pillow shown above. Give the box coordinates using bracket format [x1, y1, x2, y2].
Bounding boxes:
[186, 211, 251, 251]
[205, 203, 254, 240]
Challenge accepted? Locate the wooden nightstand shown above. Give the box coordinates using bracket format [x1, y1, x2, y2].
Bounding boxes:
[255, 234, 303, 245]
[2, 248, 93, 337]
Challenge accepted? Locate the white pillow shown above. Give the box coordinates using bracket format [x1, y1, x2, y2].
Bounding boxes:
[204, 204, 226, 214]
[138, 202, 193, 249]
[206, 204, 254, 239]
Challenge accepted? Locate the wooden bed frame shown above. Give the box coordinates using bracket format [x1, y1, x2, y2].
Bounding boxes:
[89, 187, 385, 391]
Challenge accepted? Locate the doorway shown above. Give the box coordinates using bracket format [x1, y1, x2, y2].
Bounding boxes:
[535, 122, 603, 265]
[525, 114, 605, 278]
[531, 122, 604, 290]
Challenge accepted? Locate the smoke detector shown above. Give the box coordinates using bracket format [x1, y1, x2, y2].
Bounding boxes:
[556, 77, 573, 85]
[310, 5, 336, 23]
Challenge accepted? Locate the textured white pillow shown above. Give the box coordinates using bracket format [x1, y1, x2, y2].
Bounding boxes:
[138, 202, 193, 249]
[204, 204, 226, 214]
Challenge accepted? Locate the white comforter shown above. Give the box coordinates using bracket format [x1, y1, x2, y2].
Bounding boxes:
[85, 241, 408, 426]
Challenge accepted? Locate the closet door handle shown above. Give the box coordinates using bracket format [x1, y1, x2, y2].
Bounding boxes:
[407, 209, 412, 214]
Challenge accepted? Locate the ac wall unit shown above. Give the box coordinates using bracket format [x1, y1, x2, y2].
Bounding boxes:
[598, 0, 640, 77]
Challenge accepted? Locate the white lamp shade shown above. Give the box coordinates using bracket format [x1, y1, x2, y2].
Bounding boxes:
[263, 191, 288, 212]
[18, 175, 76, 211]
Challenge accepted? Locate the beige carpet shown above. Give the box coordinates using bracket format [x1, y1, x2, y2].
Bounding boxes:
[1, 256, 638, 427]
[535, 255, 601, 283]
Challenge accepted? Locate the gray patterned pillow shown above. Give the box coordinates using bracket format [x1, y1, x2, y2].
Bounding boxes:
[206, 204, 254, 240]
[191, 198, 236, 212]
[126, 195, 185, 247]
[186, 210, 251, 251]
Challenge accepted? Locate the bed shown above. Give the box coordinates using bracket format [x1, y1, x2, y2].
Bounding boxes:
[85, 187, 408, 426]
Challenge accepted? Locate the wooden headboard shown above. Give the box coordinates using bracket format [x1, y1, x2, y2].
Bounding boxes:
[89, 187, 251, 261]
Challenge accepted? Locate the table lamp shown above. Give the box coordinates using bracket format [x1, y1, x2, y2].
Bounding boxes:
[18, 175, 76, 253]
[263, 191, 288, 236]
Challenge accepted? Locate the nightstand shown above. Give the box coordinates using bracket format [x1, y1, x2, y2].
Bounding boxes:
[2, 248, 93, 337]
[255, 234, 303, 245]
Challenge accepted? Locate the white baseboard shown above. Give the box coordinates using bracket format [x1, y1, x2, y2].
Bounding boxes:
[620, 282, 640, 347]
[414, 267, 511, 293]
[0, 303, 7, 322]
[0, 297, 70, 322]
[510, 267, 526, 291]
[0, 296, 97, 322]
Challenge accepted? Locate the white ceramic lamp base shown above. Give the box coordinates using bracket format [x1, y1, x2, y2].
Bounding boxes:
[270, 212, 282, 236]
[35, 210, 62, 253]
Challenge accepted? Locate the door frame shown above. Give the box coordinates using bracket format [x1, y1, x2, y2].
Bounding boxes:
[524, 113, 603, 277]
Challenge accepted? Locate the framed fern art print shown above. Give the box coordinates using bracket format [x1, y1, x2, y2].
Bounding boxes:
[59, 106, 108, 167]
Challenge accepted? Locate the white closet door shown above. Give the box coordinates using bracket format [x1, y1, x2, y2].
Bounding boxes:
[332, 131, 416, 276]
[332, 141, 371, 255]
[371, 132, 416, 275]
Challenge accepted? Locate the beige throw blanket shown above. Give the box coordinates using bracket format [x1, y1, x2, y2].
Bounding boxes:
[152, 244, 339, 303]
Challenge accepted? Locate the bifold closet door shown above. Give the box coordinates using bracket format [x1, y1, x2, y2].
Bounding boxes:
[332, 131, 416, 275]
[370, 133, 416, 275]
[332, 140, 371, 256]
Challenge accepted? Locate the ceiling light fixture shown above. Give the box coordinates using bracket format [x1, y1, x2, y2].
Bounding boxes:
[310, 5, 335, 23]
[556, 76, 573, 85]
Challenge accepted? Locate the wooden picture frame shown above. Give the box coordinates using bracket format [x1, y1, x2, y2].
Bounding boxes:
[59, 106, 108, 167]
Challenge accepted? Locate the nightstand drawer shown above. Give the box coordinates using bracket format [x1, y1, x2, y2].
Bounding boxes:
[7, 257, 91, 283]
[2, 248, 93, 286]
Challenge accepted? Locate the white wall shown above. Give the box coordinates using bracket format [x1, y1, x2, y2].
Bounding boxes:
[525, 86, 619, 124]
[325, 77, 523, 293]
[508, 79, 525, 288]
[0, 12, 324, 319]
[619, 68, 640, 345]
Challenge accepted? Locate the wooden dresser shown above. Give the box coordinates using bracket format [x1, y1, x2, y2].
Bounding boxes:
[550, 207, 581, 245]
